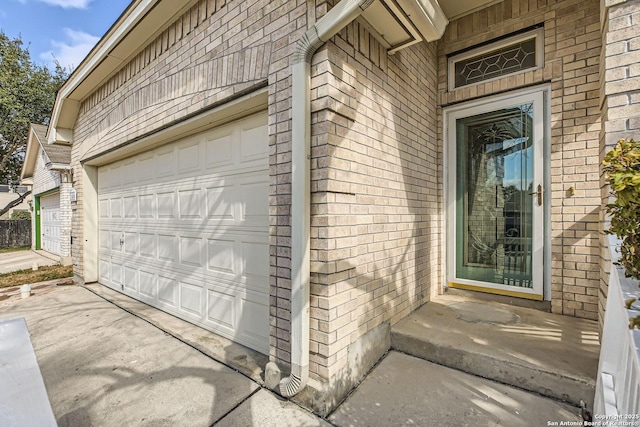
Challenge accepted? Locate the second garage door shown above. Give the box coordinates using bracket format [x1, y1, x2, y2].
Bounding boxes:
[97, 113, 270, 354]
[40, 191, 61, 256]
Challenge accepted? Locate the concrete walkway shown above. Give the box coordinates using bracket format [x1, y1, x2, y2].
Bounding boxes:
[0, 285, 585, 426]
[391, 292, 600, 406]
[329, 351, 581, 426]
[0, 249, 59, 274]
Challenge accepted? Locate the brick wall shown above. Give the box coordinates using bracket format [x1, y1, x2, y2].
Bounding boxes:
[69, 0, 441, 407]
[306, 19, 440, 385]
[59, 180, 72, 260]
[437, 0, 602, 320]
[599, 0, 640, 328]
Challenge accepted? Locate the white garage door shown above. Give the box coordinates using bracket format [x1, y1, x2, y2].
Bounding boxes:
[40, 192, 61, 256]
[98, 113, 270, 354]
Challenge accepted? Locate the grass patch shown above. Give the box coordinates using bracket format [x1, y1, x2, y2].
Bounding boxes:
[0, 246, 30, 254]
[0, 265, 73, 289]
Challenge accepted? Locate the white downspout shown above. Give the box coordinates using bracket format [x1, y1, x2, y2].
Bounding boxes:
[280, 0, 375, 397]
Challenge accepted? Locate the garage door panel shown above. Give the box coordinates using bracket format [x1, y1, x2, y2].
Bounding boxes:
[111, 263, 122, 285]
[137, 154, 155, 182]
[205, 133, 233, 168]
[139, 194, 155, 218]
[99, 200, 110, 218]
[98, 112, 269, 354]
[158, 276, 178, 306]
[99, 230, 110, 250]
[243, 240, 270, 282]
[178, 140, 201, 174]
[110, 231, 122, 252]
[206, 186, 235, 220]
[110, 245, 268, 293]
[124, 267, 138, 292]
[180, 236, 203, 267]
[124, 232, 138, 255]
[180, 282, 204, 317]
[139, 270, 156, 298]
[239, 121, 268, 162]
[99, 258, 110, 282]
[240, 180, 269, 224]
[239, 298, 269, 352]
[156, 148, 175, 179]
[157, 234, 177, 262]
[110, 198, 123, 218]
[40, 192, 62, 256]
[157, 192, 176, 218]
[207, 238, 236, 275]
[104, 232, 267, 291]
[179, 189, 203, 219]
[206, 288, 236, 333]
[124, 196, 138, 218]
[121, 159, 137, 185]
[140, 233, 156, 258]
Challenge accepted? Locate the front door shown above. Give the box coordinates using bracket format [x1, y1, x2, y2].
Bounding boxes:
[446, 89, 545, 300]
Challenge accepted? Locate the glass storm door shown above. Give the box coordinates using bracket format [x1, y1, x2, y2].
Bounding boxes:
[446, 90, 545, 300]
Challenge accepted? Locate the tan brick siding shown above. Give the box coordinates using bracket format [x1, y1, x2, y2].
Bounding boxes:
[305, 23, 440, 378]
[437, 0, 602, 320]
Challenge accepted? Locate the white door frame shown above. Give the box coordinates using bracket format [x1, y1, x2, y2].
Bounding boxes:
[443, 86, 550, 300]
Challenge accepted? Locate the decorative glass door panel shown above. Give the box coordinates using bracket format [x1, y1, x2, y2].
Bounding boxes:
[446, 90, 544, 299]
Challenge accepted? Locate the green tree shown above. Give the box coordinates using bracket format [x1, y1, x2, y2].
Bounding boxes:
[0, 30, 67, 184]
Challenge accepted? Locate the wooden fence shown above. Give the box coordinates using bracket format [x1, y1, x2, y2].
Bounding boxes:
[0, 220, 31, 249]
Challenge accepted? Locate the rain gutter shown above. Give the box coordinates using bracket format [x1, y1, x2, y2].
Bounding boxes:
[281, 0, 376, 397]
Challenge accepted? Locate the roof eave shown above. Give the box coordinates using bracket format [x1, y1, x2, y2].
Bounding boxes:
[20, 125, 45, 180]
[47, 0, 195, 145]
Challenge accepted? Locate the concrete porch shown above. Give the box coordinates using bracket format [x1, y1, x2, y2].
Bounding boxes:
[391, 289, 600, 408]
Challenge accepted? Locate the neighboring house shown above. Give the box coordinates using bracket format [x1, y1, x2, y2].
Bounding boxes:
[42, 0, 639, 414]
[20, 124, 73, 265]
[0, 185, 31, 220]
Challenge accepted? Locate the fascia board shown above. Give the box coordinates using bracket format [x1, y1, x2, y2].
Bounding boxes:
[20, 128, 43, 180]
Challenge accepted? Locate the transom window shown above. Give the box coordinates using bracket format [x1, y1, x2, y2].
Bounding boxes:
[449, 28, 544, 90]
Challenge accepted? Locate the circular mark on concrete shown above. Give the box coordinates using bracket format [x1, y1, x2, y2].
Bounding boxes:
[449, 302, 520, 325]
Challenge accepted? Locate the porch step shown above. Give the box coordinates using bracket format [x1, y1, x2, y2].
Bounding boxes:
[391, 293, 600, 407]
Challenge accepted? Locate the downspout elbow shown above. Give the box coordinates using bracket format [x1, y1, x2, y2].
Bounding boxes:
[279, 363, 310, 397]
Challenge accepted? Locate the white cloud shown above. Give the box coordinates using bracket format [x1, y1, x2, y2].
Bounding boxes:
[40, 28, 99, 71]
[37, 0, 92, 8]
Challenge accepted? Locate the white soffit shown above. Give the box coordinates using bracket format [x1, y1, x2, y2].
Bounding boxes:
[438, 0, 503, 21]
[361, 0, 448, 53]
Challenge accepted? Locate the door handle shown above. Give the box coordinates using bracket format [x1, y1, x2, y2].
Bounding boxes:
[529, 184, 543, 206]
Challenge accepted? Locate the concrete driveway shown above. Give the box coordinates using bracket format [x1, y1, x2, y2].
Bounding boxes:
[0, 250, 59, 274]
[0, 284, 584, 426]
[0, 285, 327, 427]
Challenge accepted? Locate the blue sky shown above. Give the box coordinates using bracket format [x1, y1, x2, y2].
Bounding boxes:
[0, 0, 131, 71]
